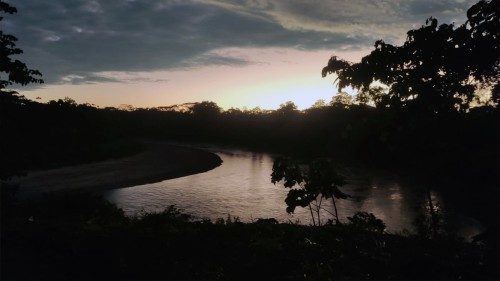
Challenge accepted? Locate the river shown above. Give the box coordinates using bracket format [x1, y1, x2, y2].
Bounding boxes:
[103, 146, 483, 237]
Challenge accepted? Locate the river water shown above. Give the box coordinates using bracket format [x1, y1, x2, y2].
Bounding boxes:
[103, 147, 482, 236]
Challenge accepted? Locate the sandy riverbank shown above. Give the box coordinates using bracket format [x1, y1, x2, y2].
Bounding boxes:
[16, 142, 222, 196]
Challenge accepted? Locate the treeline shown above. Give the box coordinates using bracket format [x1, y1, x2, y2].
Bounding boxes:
[2, 95, 497, 187]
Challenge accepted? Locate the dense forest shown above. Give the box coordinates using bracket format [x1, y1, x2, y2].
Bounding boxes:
[2, 95, 497, 183]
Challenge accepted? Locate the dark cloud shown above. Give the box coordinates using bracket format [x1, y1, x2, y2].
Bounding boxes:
[401, 0, 473, 18]
[5, 0, 475, 86]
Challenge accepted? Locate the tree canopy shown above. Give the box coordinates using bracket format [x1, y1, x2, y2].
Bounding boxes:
[322, 0, 499, 114]
[271, 157, 348, 225]
[0, 1, 43, 95]
[330, 92, 353, 108]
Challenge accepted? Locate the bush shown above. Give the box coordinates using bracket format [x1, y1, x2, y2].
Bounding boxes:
[346, 212, 386, 233]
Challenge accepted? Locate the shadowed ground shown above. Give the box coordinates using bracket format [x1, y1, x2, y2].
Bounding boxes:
[15, 142, 222, 195]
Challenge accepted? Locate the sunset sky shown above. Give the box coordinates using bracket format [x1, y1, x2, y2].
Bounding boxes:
[5, 0, 475, 109]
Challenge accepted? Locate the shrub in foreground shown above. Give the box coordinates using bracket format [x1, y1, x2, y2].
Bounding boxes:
[1, 192, 495, 280]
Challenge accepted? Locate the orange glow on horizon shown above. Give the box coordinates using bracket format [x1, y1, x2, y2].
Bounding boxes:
[20, 47, 369, 110]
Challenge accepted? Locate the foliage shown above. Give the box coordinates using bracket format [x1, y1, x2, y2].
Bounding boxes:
[346, 212, 386, 233]
[322, 0, 499, 113]
[466, 0, 500, 103]
[272, 157, 348, 225]
[311, 99, 327, 108]
[330, 92, 353, 108]
[190, 101, 222, 116]
[0, 1, 43, 94]
[274, 101, 300, 117]
[0, 95, 143, 180]
[1, 1, 44, 180]
[1, 193, 495, 280]
[2, 96, 497, 187]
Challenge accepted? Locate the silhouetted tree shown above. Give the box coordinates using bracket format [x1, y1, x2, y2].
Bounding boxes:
[271, 157, 348, 225]
[330, 92, 353, 108]
[322, 0, 499, 114]
[118, 104, 136, 111]
[248, 106, 264, 115]
[191, 101, 221, 117]
[466, 0, 500, 103]
[321, 1, 499, 236]
[347, 212, 386, 233]
[275, 101, 299, 116]
[354, 86, 385, 106]
[1, 1, 43, 181]
[47, 97, 78, 108]
[0, 1, 43, 96]
[311, 99, 327, 108]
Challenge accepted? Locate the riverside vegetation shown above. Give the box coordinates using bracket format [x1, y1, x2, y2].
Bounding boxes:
[1, 191, 497, 280]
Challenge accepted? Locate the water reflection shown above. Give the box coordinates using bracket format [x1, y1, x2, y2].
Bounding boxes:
[103, 148, 481, 235]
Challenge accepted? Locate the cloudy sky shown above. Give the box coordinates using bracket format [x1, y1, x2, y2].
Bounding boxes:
[5, 0, 475, 109]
